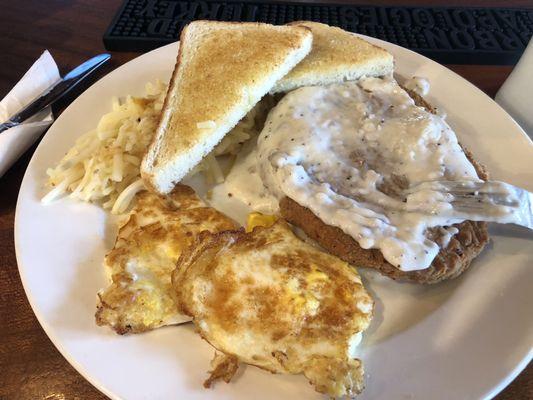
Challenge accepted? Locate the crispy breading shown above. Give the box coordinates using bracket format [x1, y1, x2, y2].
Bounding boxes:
[281, 197, 489, 284]
[204, 352, 240, 388]
[95, 185, 236, 334]
[173, 220, 373, 398]
[280, 88, 490, 284]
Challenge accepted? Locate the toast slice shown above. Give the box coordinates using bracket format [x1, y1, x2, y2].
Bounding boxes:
[141, 21, 313, 194]
[280, 88, 490, 284]
[271, 21, 394, 94]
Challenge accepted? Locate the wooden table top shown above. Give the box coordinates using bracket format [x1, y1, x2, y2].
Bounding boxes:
[0, 1, 531, 399]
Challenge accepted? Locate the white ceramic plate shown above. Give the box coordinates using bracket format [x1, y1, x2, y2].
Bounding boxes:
[15, 38, 533, 400]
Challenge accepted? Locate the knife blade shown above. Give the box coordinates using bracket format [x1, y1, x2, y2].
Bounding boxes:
[0, 53, 111, 134]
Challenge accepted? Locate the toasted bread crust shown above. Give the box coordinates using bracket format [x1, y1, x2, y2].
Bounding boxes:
[272, 21, 394, 93]
[141, 21, 313, 194]
[280, 88, 490, 284]
[140, 38, 183, 194]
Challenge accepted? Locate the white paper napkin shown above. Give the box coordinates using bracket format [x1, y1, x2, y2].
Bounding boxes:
[495, 38, 533, 138]
[0, 50, 60, 177]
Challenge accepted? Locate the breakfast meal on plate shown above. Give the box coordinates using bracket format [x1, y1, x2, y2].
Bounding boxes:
[41, 18, 531, 398]
[96, 185, 236, 334]
[173, 220, 373, 398]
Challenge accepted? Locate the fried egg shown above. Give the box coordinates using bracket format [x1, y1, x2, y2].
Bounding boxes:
[173, 220, 374, 397]
[96, 185, 236, 334]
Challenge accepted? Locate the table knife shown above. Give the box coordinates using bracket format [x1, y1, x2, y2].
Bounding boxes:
[0, 53, 111, 134]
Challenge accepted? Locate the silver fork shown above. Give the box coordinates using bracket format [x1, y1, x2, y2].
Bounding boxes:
[404, 180, 533, 230]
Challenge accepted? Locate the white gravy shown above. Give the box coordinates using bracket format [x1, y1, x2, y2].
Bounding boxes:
[222, 147, 278, 214]
[256, 76, 483, 271]
[404, 76, 430, 97]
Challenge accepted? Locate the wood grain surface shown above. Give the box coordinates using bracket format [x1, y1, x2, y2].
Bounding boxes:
[0, 1, 531, 399]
